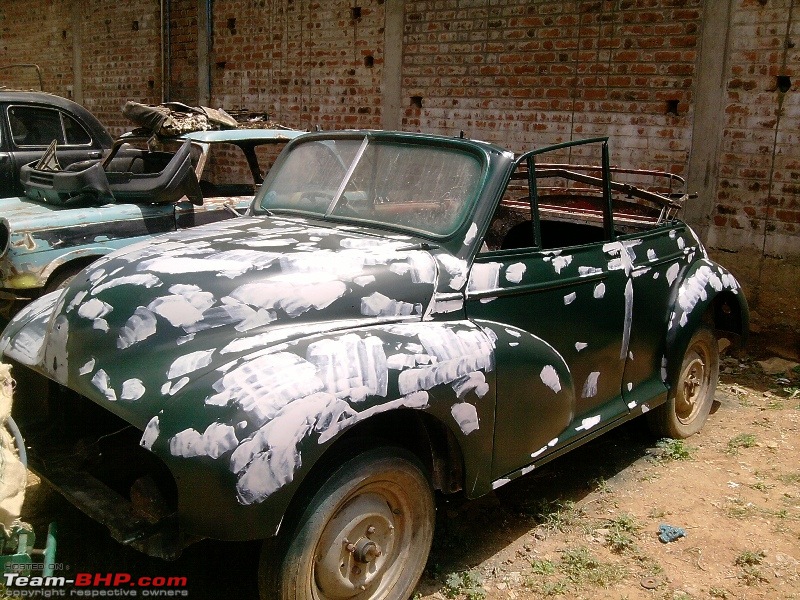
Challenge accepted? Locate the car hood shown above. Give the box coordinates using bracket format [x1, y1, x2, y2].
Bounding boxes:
[1, 215, 440, 427]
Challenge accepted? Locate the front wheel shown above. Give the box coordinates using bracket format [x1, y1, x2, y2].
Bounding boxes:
[647, 326, 719, 439]
[259, 447, 435, 600]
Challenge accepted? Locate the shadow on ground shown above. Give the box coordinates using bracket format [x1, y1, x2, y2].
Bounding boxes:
[21, 417, 658, 599]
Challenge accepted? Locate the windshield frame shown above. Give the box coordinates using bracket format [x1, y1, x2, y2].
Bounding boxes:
[253, 131, 491, 241]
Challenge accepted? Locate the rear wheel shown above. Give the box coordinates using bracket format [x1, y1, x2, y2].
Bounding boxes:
[259, 447, 435, 600]
[647, 326, 719, 439]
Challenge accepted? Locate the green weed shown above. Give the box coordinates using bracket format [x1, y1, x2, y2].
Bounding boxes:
[726, 433, 757, 455]
[443, 570, 486, 600]
[655, 438, 695, 461]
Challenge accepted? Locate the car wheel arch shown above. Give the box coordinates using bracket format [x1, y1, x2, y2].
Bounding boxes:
[662, 262, 748, 395]
[273, 409, 465, 539]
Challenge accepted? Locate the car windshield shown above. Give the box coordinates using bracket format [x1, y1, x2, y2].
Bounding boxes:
[255, 136, 484, 237]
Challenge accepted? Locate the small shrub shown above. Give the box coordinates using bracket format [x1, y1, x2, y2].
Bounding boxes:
[443, 570, 486, 600]
[726, 433, 757, 454]
[656, 438, 695, 461]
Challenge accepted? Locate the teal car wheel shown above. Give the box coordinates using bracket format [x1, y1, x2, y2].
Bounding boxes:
[259, 447, 435, 600]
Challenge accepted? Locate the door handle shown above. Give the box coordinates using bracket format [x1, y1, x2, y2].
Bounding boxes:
[87, 151, 102, 159]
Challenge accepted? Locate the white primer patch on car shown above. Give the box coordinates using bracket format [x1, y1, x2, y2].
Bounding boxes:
[121, 378, 146, 401]
[505, 262, 526, 283]
[593, 282, 606, 299]
[140, 416, 160, 450]
[167, 350, 215, 379]
[540, 365, 561, 393]
[582, 372, 600, 398]
[451, 402, 480, 435]
[361, 292, 418, 317]
[170, 422, 239, 459]
[564, 292, 576, 305]
[91, 369, 116, 402]
[575, 415, 601, 431]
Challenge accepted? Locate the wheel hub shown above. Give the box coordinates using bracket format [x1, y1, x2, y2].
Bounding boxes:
[677, 356, 706, 421]
[353, 538, 382, 564]
[313, 492, 399, 599]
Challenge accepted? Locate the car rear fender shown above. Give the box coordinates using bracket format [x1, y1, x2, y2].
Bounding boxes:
[663, 259, 748, 389]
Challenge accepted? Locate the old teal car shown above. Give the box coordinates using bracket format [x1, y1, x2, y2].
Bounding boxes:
[1, 131, 747, 600]
[0, 128, 304, 312]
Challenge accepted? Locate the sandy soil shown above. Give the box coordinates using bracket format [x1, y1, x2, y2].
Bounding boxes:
[12, 339, 800, 600]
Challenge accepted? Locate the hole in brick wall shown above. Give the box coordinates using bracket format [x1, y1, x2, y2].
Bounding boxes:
[777, 75, 791, 93]
[216, 61, 227, 69]
[351, 6, 361, 20]
[757, 0, 767, 5]
[132, 20, 139, 31]
[227, 18, 236, 33]
[364, 55, 374, 68]
[665, 99, 679, 116]
[148, 79, 154, 89]
[61, 30, 67, 39]
[410, 96, 423, 108]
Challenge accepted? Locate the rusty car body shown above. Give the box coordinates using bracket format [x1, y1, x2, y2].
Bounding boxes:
[0, 91, 114, 196]
[0, 128, 304, 310]
[1, 131, 747, 600]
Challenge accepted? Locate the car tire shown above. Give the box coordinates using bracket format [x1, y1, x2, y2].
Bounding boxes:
[647, 326, 719, 439]
[258, 447, 435, 600]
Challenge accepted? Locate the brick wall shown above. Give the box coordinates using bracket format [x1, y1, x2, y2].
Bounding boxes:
[210, 0, 385, 130]
[168, 0, 200, 105]
[402, 0, 701, 173]
[0, 0, 797, 336]
[0, 0, 75, 96]
[705, 0, 800, 335]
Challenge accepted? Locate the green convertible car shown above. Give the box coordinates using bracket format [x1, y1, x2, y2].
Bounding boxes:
[1, 130, 747, 600]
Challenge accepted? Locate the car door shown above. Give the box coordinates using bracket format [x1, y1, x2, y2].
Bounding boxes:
[466, 143, 632, 479]
[7, 105, 103, 194]
[0, 105, 13, 194]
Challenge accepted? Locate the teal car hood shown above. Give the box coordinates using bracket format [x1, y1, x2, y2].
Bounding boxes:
[1, 215, 439, 427]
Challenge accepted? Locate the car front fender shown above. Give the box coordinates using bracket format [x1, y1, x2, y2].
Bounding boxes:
[142, 319, 498, 541]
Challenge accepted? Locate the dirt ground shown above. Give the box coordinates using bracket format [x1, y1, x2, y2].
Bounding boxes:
[13, 335, 800, 600]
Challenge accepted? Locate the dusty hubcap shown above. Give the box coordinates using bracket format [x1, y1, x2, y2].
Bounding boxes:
[676, 354, 706, 423]
[313, 491, 403, 599]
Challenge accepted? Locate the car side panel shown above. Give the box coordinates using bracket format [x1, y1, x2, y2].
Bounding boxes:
[132, 320, 498, 540]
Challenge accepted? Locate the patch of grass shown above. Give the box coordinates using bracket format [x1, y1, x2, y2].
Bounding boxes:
[766, 398, 785, 410]
[443, 570, 486, 600]
[524, 577, 568, 597]
[749, 480, 774, 492]
[602, 513, 642, 554]
[559, 546, 626, 587]
[591, 477, 613, 495]
[735, 550, 768, 586]
[536, 499, 585, 532]
[779, 472, 800, 485]
[529, 558, 556, 576]
[709, 587, 730, 599]
[648, 507, 667, 519]
[655, 438, 695, 461]
[726, 433, 757, 455]
[723, 496, 758, 519]
[735, 549, 766, 567]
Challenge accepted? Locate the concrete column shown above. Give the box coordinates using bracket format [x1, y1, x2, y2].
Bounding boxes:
[71, 3, 83, 104]
[198, 0, 211, 106]
[684, 0, 735, 237]
[381, 0, 404, 130]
